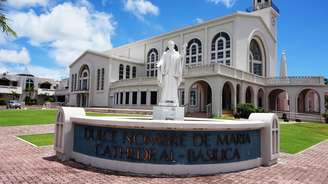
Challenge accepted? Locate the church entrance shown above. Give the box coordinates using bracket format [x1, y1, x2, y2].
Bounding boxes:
[77, 93, 89, 107]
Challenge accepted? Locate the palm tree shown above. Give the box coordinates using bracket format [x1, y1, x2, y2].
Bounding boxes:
[0, 0, 16, 37]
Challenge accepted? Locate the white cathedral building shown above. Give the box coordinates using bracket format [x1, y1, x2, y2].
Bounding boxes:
[68, 0, 328, 121]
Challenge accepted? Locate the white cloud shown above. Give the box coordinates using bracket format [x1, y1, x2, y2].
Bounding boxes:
[10, 2, 115, 66]
[0, 63, 67, 80]
[124, 0, 159, 20]
[195, 18, 204, 24]
[7, 0, 49, 8]
[27, 65, 68, 80]
[207, 0, 236, 8]
[0, 48, 30, 64]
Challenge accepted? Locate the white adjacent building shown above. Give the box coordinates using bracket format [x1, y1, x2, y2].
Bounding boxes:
[68, 0, 328, 121]
[0, 72, 58, 104]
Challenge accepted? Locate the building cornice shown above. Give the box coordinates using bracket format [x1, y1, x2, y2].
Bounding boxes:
[105, 12, 276, 53]
[69, 50, 144, 68]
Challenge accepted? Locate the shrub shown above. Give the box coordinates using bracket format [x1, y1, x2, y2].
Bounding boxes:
[0, 98, 7, 105]
[322, 112, 328, 124]
[24, 97, 37, 105]
[236, 103, 264, 119]
[46, 97, 55, 103]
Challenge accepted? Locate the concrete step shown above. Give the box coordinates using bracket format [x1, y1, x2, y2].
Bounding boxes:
[85, 107, 152, 115]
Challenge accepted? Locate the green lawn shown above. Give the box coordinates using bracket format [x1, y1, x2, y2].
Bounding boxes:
[280, 123, 328, 154]
[18, 133, 54, 147]
[18, 122, 328, 152]
[4, 109, 328, 154]
[0, 109, 57, 126]
[0, 109, 144, 127]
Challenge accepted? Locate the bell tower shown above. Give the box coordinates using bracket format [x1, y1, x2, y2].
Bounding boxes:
[253, 0, 272, 11]
[250, 0, 279, 37]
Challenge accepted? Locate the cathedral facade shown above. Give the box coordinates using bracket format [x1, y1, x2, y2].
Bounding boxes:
[68, 0, 328, 121]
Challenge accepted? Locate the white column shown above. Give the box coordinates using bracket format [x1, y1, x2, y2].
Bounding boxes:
[146, 90, 151, 106]
[137, 90, 141, 106]
[240, 84, 246, 104]
[212, 84, 222, 117]
[204, 27, 208, 64]
[122, 91, 126, 106]
[128, 91, 132, 106]
[320, 91, 326, 114]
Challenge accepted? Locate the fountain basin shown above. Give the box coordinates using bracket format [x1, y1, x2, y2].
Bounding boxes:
[54, 107, 279, 176]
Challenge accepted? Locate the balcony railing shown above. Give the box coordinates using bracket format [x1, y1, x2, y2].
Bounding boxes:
[0, 85, 22, 94]
[246, 2, 280, 14]
[266, 76, 325, 86]
[184, 63, 267, 85]
[110, 77, 157, 89]
[37, 88, 55, 96]
[109, 65, 325, 90]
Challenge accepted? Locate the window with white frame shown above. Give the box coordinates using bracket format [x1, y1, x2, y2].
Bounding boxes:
[80, 70, 89, 91]
[101, 68, 105, 90]
[186, 38, 202, 66]
[71, 74, 74, 92]
[147, 49, 159, 77]
[249, 39, 264, 76]
[74, 74, 77, 91]
[119, 64, 124, 80]
[25, 78, 34, 89]
[126, 65, 130, 79]
[132, 66, 136, 78]
[96, 69, 100, 90]
[190, 88, 197, 107]
[211, 32, 231, 66]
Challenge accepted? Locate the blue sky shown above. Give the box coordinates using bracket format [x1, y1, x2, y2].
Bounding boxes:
[0, 0, 327, 79]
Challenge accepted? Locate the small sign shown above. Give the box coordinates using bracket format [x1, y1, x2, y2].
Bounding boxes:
[73, 124, 261, 165]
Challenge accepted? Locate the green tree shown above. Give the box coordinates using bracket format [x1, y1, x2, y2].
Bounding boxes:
[25, 86, 35, 98]
[0, 0, 16, 37]
[10, 90, 19, 100]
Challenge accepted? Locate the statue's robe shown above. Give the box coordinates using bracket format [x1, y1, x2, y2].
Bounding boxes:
[157, 50, 183, 106]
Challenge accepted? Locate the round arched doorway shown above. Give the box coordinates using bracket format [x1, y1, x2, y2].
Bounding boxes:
[297, 89, 320, 113]
[257, 88, 265, 109]
[222, 81, 234, 112]
[188, 80, 212, 117]
[245, 86, 254, 104]
[268, 89, 290, 112]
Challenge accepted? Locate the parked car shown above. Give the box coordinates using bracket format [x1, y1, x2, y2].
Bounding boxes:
[6, 100, 22, 109]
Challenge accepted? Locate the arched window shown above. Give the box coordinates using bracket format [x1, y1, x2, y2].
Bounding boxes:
[0, 78, 10, 86]
[186, 38, 202, 66]
[25, 79, 34, 89]
[249, 39, 264, 76]
[211, 32, 231, 66]
[132, 66, 137, 78]
[147, 48, 159, 77]
[119, 64, 124, 80]
[79, 65, 89, 91]
[126, 65, 130, 79]
[39, 82, 51, 89]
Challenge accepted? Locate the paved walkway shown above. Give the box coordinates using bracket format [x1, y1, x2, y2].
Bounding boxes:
[1, 125, 328, 184]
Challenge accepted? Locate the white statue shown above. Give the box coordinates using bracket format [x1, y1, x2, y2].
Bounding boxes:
[157, 40, 186, 107]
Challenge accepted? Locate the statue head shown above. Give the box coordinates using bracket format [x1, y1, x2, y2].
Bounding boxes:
[167, 40, 175, 51]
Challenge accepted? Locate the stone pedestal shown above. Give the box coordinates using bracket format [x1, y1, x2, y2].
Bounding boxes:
[153, 106, 184, 121]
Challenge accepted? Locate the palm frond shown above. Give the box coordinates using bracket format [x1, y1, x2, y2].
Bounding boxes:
[0, 0, 16, 37]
